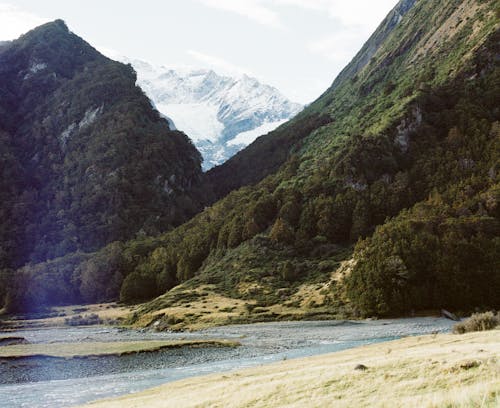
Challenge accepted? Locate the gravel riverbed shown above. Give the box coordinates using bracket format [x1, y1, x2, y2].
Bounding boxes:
[0, 318, 454, 407]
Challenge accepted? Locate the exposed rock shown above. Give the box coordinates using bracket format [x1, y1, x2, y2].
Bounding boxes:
[441, 309, 460, 321]
[395, 105, 422, 152]
[354, 364, 368, 371]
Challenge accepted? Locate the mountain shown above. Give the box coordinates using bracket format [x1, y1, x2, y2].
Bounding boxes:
[204, 0, 419, 199]
[120, 0, 498, 323]
[121, 58, 303, 170]
[3, 0, 500, 319]
[0, 20, 208, 308]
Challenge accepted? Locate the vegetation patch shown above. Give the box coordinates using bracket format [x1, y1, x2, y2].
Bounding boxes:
[453, 311, 500, 334]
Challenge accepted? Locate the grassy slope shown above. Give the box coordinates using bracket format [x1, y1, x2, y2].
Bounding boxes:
[82, 330, 500, 408]
[131, 257, 353, 331]
[0, 339, 238, 358]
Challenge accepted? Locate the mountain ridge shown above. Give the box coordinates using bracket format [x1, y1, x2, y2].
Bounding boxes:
[120, 57, 302, 170]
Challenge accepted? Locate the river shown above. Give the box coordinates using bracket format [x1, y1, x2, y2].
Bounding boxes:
[0, 318, 454, 407]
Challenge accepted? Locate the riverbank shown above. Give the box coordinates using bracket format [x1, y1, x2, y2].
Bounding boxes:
[82, 329, 500, 408]
[0, 318, 454, 407]
[0, 339, 239, 359]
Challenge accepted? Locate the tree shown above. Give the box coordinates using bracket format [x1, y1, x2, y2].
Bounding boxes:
[281, 261, 297, 282]
[270, 218, 295, 244]
[79, 242, 124, 303]
[120, 272, 157, 303]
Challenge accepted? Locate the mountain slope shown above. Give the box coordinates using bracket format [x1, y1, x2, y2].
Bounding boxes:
[120, 0, 499, 322]
[204, 0, 419, 201]
[4, 0, 500, 317]
[123, 59, 302, 170]
[0, 21, 206, 278]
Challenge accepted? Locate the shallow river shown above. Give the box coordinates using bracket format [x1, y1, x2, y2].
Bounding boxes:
[0, 318, 454, 407]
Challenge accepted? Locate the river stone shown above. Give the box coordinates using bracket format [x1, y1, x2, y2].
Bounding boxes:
[354, 364, 368, 371]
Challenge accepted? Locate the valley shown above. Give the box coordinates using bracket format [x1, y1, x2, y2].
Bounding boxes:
[0, 0, 499, 406]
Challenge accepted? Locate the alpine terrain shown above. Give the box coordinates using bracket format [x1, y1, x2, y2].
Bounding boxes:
[121, 58, 303, 170]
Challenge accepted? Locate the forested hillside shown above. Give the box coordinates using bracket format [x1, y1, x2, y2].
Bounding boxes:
[2, 0, 499, 318]
[126, 0, 500, 319]
[0, 21, 208, 310]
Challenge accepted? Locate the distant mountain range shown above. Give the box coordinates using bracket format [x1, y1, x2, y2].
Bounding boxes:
[120, 58, 303, 170]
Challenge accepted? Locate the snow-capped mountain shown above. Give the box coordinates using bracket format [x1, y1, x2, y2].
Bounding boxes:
[122, 58, 303, 170]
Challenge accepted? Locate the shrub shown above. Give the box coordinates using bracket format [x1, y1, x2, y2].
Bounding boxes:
[453, 311, 500, 334]
[270, 218, 295, 244]
[120, 272, 157, 304]
[64, 313, 102, 326]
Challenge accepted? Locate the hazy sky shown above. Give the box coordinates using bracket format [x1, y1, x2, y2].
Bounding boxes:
[0, 0, 399, 103]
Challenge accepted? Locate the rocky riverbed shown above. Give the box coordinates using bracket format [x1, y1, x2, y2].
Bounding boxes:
[0, 318, 454, 407]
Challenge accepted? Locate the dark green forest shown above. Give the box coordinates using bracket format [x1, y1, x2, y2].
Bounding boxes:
[0, 21, 209, 310]
[1, 0, 499, 318]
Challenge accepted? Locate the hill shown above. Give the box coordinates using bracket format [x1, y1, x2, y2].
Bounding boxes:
[0, 21, 208, 310]
[126, 0, 500, 324]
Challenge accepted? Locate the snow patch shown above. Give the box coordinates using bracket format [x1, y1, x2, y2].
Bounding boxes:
[148, 98, 176, 130]
[29, 62, 47, 73]
[157, 103, 224, 142]
[227, 119, 288, 146]
[23, 61, 48, 80]
[59, 106, 103, 149]
[60, 123, 77, 148]
[79, 106, 103, 129]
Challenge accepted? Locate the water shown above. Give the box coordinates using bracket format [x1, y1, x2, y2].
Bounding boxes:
[0, 318, 453, 407]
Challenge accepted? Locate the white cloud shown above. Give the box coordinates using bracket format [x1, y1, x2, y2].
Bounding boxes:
[197, 0, 283, 29]
[0, 3, 49, 40]
[308, 30, 369, 63]
[295, 1, 399, 64]
[271, 0, 398, 27]
[187, 50, 256, 77]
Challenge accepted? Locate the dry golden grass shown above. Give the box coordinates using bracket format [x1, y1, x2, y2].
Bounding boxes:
[134, 285, 252, 330]
[132, 260, 357, 331]
[134, 285, 340, 331]
[0, 339, 239, 358]
[82, 330, 500, 408]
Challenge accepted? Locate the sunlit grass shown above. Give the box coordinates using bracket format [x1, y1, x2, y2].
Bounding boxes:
[81, 330, 499, 408]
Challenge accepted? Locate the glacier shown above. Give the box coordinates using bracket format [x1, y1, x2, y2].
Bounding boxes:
[120, 57, 303, 170]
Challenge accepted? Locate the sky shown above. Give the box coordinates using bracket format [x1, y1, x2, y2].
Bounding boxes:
[0, 0, 399, 104]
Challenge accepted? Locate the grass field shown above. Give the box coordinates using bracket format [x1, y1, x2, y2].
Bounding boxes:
[81, 330, 500, 407]
[0, 339, 239, 359]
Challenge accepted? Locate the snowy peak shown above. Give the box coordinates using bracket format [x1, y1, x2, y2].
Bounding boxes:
[120, 57, 302, 170]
